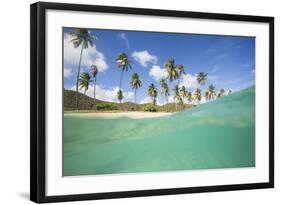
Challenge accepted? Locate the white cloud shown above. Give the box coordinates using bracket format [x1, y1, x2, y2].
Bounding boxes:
[140, 91, 174, 106]
[64, 34, 108, 72]
[132, 50, 157, 67]
[139, 97, 151, 104]
[179, 74, 200, 88]
[168, 96, 174, 104]
[64, 67, 72, 78]
[139, 96, 164, 105]
[149, 65, 167, 81]
[125, 91, 134, 102]
[117, 33, 130, 49]
[179, 74, 218, 89]
[66, 84, 134, 103]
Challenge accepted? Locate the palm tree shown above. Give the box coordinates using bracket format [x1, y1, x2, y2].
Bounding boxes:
[90, 65, 98, 108]
[130, 73, 142, 106]
[180, 86, 188, 109]
[205, 90, 209, 101]
[180, 86, 188, 102]
[187, 91, 193, 103]
[148, 84, 158, 105]
[163, 85, 170, 104]
[160, 79, 165, 104]
[69, 28, 97, 110]
[79, 72, 91, 95]
[117, 90, 124, 104]
[160, 79, 169, 104]
[176, 64, 185, 84]
[116, 52, 132, 90]
[173, 85, 183, 110]
[165, 58, 179, 83]
[218, 89, 225, 98]
[194, 88, 202, 105]
[220, 89, 225, 97]
[196, 72, 208, 86]
[206, 84, 216, 101]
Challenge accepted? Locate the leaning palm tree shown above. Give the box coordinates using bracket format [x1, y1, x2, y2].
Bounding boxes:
[163, 84, 170, 104]
[160, 79, 165, 104]
[180, 86, 188, 102]
[165, 58, 179, 83]
[79, 72, 91, 95]
[196, 72, 208, 86]
[148, 84, 158, 105]
[205, 90, 210, 101]
[193, 88, 202, 105]
[130, 73, 142, 106]
[187, 91, 193, 103]
[69, 28, 97, 110]
[90, 65, 98, 108]
[117, 90, 124, 104]
[116, 52, 132, 91]
[160, 79, 169, 104]
[173, 85, 183, 111]
[176, 64, 185, 84]
[207, 84, 216, 101]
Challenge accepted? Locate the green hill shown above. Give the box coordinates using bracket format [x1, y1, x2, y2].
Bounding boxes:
[64, 89, 193, 112]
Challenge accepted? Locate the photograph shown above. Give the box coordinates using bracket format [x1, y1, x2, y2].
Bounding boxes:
[63, 27, 256, 176]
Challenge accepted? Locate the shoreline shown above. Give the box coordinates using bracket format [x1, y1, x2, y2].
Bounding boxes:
[64, 111, 174, 119]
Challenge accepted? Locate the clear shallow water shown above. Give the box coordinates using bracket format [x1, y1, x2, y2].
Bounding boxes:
[64, 87, 255, 176]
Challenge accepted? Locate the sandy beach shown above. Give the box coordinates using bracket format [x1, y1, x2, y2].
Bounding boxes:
[64, 111, 174, 119]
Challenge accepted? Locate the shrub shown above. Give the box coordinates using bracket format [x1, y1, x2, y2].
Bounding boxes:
[142, 104, 157, 112]
[96, 103, 118, 111]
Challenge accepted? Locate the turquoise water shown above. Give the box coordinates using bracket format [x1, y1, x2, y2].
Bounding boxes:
[64, 87, 255, 176]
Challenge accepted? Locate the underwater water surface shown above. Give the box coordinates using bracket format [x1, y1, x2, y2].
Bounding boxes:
[63, 87, 255, 176]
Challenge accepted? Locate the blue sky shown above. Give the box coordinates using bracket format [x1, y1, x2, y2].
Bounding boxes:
[63, 28, 255, 104]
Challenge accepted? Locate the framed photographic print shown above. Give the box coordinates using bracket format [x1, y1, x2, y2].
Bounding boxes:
[30, 1, 274, 203]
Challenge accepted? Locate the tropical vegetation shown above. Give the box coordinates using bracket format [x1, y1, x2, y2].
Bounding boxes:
[116, 52, 132, 104]
[97, 102, 118, 111]
[66, 28, 231, 112]
[69, 28, 97, 110]
[78, 72, 91, 94]
[90, 65, 98, 107]
[148, 84, 158, 106]
[130, 73, 142, 105]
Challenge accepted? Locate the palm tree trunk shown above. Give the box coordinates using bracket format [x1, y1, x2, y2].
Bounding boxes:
[134, 89, 137, 104]
[75, 42, 85, 111]
[119, 69, 124, 91]
[134, 88, 137, 110]
[118, 70, 124, 105]
[93, 77, 97, 109]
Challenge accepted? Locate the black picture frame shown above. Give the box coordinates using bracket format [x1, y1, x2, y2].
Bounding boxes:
[30, 1, 274, 203]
